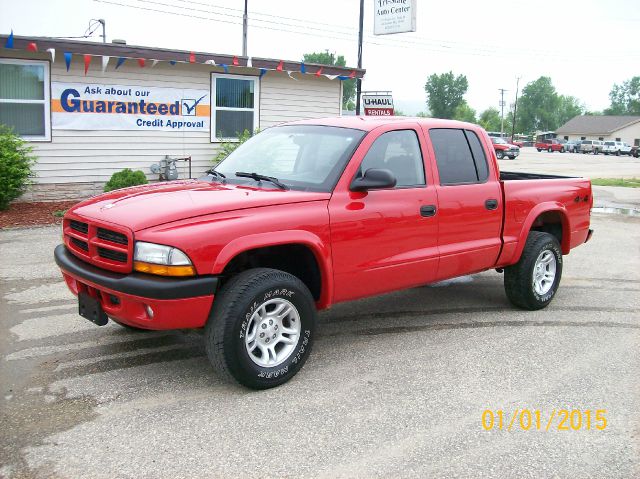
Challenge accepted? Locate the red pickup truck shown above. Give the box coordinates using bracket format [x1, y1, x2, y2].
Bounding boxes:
[535, 139, 565, 152]
[55, 117, 593, 389]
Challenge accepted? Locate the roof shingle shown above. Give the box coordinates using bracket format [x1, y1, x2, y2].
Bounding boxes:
[556, 115, 640, 134]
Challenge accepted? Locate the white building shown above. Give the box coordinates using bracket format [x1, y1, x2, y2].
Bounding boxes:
[556, 115, 640, 146]
[0, 35, 362, 201]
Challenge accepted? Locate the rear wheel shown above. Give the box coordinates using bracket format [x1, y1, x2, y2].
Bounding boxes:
[496, 150, 504, 159]
[560, 147, 565, 153]
[537, 148, 542, 152]
[547, 147, 553, 153]
[615, 150, 620, 156]
[504, 232, 563, 310]
[205, 268, 317, 389]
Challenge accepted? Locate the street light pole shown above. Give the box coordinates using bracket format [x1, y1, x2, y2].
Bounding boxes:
[355, 0, 364, 115]
[97, 19, 106, 43]
[242, 0, 248, 57]
[499, 88, 507, 136]
[511, 76, 521, 140]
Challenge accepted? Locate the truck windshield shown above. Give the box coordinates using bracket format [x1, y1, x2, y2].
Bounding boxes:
[214, 125, 366, 192]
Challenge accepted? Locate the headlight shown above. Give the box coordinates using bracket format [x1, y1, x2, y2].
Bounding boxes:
[133, 241, 195, 277]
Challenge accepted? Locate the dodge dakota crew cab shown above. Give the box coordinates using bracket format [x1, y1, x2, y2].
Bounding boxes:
[55, 117, 593, 389]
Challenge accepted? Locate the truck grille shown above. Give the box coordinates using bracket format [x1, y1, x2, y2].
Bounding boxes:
[63, 217, 133, 273]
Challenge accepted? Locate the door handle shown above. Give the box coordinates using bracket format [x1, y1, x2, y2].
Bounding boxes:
[420, 205, 437, 217]
[485, 199, 498, 210]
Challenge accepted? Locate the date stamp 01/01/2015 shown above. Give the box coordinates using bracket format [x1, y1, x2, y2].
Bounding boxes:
[482, 409, 608, 432]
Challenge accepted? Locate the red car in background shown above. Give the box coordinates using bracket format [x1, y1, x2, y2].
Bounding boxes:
[535, 139, 565, 152]
[491, 136, 520, 159]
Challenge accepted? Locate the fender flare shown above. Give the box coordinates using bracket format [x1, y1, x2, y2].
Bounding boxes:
[512, 203, 571, 263]
[212, 230, 333, 309]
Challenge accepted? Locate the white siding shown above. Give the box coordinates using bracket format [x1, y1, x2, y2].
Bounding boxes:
[5, 51, 341, 190]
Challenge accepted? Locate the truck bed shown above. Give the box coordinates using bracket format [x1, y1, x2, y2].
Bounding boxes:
[500, 171, 575, 181]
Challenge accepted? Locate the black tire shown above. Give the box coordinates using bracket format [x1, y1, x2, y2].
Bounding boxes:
[615, 150, 620, 156]
[504, 231, 563, 310]
[496, 150, 504, 159]
[547, 147, 553, 153]
[537, 148, 542, 152]
[560, 147, 565, 153]
[205, 268, 317, 389]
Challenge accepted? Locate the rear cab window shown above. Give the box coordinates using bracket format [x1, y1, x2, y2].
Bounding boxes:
[428, 129, 489, 185]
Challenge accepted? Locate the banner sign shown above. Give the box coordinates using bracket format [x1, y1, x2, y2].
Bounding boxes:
[363, 94, 394, 116]
[51, 82, 210, 131]
[373, 0, 417, 35]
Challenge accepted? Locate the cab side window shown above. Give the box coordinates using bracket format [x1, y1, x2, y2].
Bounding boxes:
[429, 128, 489, 185]
[357, 130, 426, 187]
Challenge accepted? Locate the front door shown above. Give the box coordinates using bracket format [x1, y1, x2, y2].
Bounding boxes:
[328, 125, 440, 303]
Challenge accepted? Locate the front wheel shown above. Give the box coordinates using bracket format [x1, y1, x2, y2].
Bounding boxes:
[547, 147, 553, 153]
[560, 147, 565, 153]
[205, 268, 317, 389]
[504, 231, 563, 310]
[496, 150, 504, 159]
[537, 148, 542, 152]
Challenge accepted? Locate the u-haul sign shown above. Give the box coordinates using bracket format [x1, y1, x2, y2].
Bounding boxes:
[362, 94, 394, 116]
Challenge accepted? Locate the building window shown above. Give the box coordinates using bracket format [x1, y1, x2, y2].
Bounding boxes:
[564, 136, 569, 140]
[0, 59, 50, 141]
[581, 136, 586, 140]
[598, 137, 604, 141]
[211, 74, 259, 141]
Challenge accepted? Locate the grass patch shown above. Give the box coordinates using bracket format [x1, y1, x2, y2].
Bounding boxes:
[52, 210, 66, 217]
[591, 178, 640, 188]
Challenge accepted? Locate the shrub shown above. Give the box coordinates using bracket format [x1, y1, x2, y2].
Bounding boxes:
[213, 129, 256, 164]
[104, 168, 148, 192]
[0, 126, 36, 210]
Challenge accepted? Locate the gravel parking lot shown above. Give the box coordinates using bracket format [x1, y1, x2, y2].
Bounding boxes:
[1, 155, 640, 478]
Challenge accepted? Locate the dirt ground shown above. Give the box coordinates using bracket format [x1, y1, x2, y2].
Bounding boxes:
[0, 201, 79, 229]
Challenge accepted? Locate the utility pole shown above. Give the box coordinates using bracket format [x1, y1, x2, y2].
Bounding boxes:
[355, 0, 364, 115]
[510, 76, 521, 140]
[498, 88, 507, 136]
[242, 0, 248, 57]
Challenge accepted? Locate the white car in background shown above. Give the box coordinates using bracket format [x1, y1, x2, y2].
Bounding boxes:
[603, 141, 632, 156]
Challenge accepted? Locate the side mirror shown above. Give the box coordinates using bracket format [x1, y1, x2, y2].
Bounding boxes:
[350, 168, 397, 192]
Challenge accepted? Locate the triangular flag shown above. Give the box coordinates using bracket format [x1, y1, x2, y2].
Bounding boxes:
[349, 70, 356, 79]
[5, 30, 14, 49]
[315, 66, 323, 77]
[46, 48, 55, 63]
[247, 57, 252, 68]
[276, 60, 284, 72]
[300, 62, 306, 74]
[83, 54, 91, 75]
[115, 57, 126, 69]
[337, 75, 349, 81]
[205, 59, 216, 65]
[27, 42, 38, 52]
[101, 55, 109, 72]
[326, 74, 339, 80]
[151, 59, 159, 68]
[221, 64, 228, 73]
[169, 60, 176, 65]
[259, 68, 267, 79]
[189, 51, 195, 63]
[64, 52, 72, 71]
[232, 56, 239, 66]
[287, 71, 298, 81]
[137, 58, 145, 68]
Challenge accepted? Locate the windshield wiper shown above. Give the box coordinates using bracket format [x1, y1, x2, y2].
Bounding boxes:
[235, 172, 289, 190]
[204, 169, 226, 180]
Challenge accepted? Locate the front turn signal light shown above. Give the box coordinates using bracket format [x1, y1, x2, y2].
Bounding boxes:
[133, 261, 196, 277]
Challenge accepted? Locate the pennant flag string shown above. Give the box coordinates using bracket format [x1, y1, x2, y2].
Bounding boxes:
[137, 58, 146, 68]
[83, 54, 91, 75]
[189, 52, 196, 63]
[46, 48, 55, 63]
[115, 57, 126, 69]
[232, 56, 239, 66]
[64, 52, 72, 72]
[151, 59, 159, 68]
[205, 59, 216, 65]
[221, 64, 228, 73]
[169, 60, 176, 65]
[259, 68, 267, 79]
[101, 55, 110, 72]
[27, 42, 38, 52]
[300, 62, 306, 74]
[276, 60, 284, 72]
[315, 66, 323, 77]
[5, 30, 14, 48]
[287, 71, 298, 81]
[247, 57, 252, 68]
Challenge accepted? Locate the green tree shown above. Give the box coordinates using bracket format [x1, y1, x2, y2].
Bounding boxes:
[478, 107, 502, 131]
[605, 76, 640, 115]
[424, 71, 469, 119]
[516, 76, 561, 133]
[556, 95, 584, 126]
[452, 101, 476, 123]
[415, 111, 430, 118]
[303, 51, 355, 111]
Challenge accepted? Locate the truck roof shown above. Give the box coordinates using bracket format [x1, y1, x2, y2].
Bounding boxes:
[286, 116, 481, 132]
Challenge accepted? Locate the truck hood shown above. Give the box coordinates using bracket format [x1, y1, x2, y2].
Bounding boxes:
[68, 180, 331, 231]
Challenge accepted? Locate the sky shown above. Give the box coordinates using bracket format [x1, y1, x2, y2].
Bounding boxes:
[1, 0, 638, 115]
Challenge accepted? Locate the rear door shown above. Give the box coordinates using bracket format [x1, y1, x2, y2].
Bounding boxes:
[423, 127, 504, 281]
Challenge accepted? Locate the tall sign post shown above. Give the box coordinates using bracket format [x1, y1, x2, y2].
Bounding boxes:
[356, 0, 417, 115]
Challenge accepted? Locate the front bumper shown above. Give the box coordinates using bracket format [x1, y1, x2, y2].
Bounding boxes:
[54, 245, 218, 330]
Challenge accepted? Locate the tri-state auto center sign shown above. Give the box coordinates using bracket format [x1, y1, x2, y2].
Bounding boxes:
[373, 0, 417, 35]
[51, 82, 210, 131]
